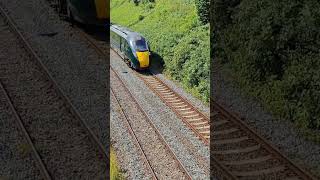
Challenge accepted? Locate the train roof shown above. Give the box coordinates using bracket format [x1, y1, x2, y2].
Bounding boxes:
[110, 24, 145, 42]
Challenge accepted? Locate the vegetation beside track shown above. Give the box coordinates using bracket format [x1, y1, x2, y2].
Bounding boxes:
[110, 148, 125, 180]
[212, 0, 320, 134]
[111, 0, 210, 103]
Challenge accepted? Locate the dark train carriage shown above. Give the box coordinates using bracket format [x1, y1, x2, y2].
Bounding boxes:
[57, 0, 109, 25]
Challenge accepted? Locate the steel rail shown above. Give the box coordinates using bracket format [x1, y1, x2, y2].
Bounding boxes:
[137, 71, 210, 145]
[109, 46, 211, 146]
[110, 88, 158, 180]
[0, 81, 52, 180]
[111, 67, 193, 179]
[0, 3, 108, 161]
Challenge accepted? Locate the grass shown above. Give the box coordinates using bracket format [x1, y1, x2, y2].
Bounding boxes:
[111, 0, 210, 103]
[110, 148, 125, 180]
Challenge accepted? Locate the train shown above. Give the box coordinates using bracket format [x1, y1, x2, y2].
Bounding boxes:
[110, 24, 151, 70]
[56, 0, 109, 26]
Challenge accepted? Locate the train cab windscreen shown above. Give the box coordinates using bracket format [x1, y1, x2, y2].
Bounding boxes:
[134, 38, 148, 52]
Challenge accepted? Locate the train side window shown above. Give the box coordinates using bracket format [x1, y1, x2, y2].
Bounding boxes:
[120, 37, 124, 51]
[120, 38, 126, 51]
[124, 41, 129, 52]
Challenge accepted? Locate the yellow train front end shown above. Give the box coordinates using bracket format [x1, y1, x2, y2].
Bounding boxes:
[131, 34, 150, 70]
[136, 51, 150, 69]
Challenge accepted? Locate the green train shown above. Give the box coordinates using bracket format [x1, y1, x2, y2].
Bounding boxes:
[56, 0, 109, 25]
[110, 24, 150, 70]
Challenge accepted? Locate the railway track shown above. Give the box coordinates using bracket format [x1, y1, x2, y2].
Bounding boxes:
[67, 14, 316, 179]
[211, 101, 317, 179]
[111, 67, 192, 179]
[0, 82, 50, 179]
[44, 1, 205, 178]
[110, 88, 157, 180]
[75, 26, 210, 178]
[0, 5, 108, 179]
[109, 41, 315, 179]
[76, 26, 211, 147]
[109, 39, 316, 179]
[137, 71, 210, 145]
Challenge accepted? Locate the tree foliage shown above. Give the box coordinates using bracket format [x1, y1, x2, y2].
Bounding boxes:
[213, 0, 320, 129]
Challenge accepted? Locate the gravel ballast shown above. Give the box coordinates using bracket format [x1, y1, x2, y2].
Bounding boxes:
[0, 0, 109, 149]
[150, 61, 209, 118]
[111, 69, 189, 179]
[0, 84, 42, 179]
[110, 94, 153, 180]
[0, 12, 107, 178]
[111, 50, 210, 179]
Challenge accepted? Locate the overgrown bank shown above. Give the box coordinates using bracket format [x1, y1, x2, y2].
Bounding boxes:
[212, 0, 320, 132]
[111, 0, 210, 102]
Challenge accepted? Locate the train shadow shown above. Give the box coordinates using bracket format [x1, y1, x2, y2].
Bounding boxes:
[137, 52, 164, 76]
[149, 52, 164, 75]
[73, 21, 109, 43]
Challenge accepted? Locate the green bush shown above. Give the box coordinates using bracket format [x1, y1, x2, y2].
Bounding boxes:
[169, 26, 210, 101]
[138, 15, 145, 21]
[195, 0, 210, 24]
[213, 0, 320, 129]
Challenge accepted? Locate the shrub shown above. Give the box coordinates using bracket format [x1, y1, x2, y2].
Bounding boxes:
[169, 26, 210, 102]
[214, 0, 320, 129]
[138, 15, 145, 21]
[195, 0, 209, 24]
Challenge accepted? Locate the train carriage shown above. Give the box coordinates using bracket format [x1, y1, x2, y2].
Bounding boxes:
[110, 24, 150, 70]
[57, 0, 109, 25]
